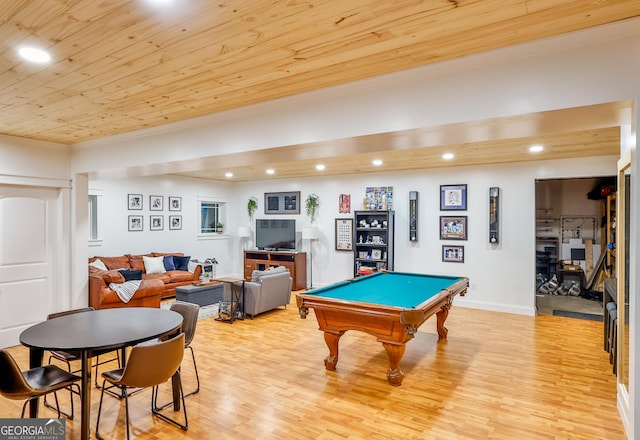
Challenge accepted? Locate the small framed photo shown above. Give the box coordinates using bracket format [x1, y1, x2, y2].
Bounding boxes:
[169, 215, 182, 230]
[128, 194, 143, 210]
[440, 184, 467, 210]
[169, 196, 182, 211]
[440, 216, 467, 240]
[338, 194, 351, 214]
[335, 218, 353, 251]
[150, 195, 163, 211]
[371, 249, 382, 260]
[264, 191, 300, 214]
[150, 215, 163, 231]
[128, 215, 143, 231]
[442, 245, 464, 263]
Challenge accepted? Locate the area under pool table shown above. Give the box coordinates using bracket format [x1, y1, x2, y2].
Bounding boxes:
[296, 271, 469, 386]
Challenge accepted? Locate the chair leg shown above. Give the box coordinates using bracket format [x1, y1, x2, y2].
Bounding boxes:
[185, 346, 200, 398]
[151, 371, 188, 431]
[43, 355, 75, 419]
[155, 347, 199, 411]
[95, 379, 107, 440]
[94, 352, 122, 388]
[95, 379, 132, 440]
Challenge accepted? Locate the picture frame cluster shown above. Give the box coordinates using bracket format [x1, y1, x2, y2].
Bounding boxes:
[127, 194, 182, 231]
[439, 184, 467, 263]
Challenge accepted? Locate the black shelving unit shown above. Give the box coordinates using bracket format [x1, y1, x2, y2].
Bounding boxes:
[353, 210, 395, 276]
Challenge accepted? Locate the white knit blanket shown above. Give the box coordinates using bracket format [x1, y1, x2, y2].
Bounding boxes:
[109, 280, 142, 303]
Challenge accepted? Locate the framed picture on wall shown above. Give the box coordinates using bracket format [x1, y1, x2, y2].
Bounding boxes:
[150, 215, 163, 231]
[339, 194, 351, 213]
[335, 218, 353, 251]
[128, 194, 143, 210]
[150, 195, 163, 211]
[442, 245, 464, 263]
[440, 184, 467, 210]
[264, 191, 300, 214]
[169, 215, 182, 230]
[440, 216, 467, 240]
[169, 196, 182, 211]
[128, 215, 143, 231]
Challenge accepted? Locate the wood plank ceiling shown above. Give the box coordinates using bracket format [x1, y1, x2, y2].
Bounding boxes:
[2, 1, 639, 180]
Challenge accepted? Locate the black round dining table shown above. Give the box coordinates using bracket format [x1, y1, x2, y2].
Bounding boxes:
[20, 307, 183, 440]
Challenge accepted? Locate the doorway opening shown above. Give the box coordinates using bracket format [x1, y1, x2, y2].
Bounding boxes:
[535, 176, 616, 320]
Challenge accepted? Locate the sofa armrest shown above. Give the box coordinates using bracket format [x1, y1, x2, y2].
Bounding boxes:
[88, 272, 108, 308]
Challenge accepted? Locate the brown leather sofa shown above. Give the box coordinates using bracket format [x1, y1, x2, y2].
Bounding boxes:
[88, 253, 202, 310]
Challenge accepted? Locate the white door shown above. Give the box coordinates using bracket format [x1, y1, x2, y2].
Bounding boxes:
[0, 185, 59, 348]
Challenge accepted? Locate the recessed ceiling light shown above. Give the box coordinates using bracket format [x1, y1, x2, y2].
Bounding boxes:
[315, 164, 326, 171]
[145, 0, 175, 5]
[266, 169, 275, 175]
[18, 46, 51, 63]
[442, 153, 455, 160]
[529, 145, 544, 153]
[225, 172, 233, 178]
[372, 159, 383, 166]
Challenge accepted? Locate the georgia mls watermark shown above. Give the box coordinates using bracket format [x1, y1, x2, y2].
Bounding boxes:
[0, 418, 65, 440]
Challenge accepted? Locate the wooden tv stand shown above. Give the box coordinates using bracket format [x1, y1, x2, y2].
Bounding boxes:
[244, 250, 307, 291]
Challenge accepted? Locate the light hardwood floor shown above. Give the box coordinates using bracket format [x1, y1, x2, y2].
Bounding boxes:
[1, 294, 625, 439]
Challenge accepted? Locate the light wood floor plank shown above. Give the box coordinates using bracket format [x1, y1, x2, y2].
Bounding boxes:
[0, 295, 625, 439]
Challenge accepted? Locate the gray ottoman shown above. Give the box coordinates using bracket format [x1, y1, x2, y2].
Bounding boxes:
[175, 283, 224, 306]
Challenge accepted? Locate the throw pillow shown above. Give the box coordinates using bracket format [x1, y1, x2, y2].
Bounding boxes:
[118, 269, 143, 281]
[143, 255, 166, 274]
[173, 256, 191, 271]
[89, 258, 108, 271]
[251, 265, 287, 282]
[163, 255, 176, 271]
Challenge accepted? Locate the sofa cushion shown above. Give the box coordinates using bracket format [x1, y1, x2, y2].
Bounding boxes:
[173, 256, 191, 271]
[163, 255, 176, 271]
[127, 254, 146, 272]
[143, 272, 172, 284]
[119, 269, 143, 281]
[102, 270, 126, 284]
[251, 265, 287, 282]
[143, 256, 166, 274]
[167, 270, 196, 283]
[89, 258, 108, 271]
[97, 256, 131, 271]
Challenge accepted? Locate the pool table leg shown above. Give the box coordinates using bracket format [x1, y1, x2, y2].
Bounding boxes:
[382, 342, 406, 386]
[436, 302, 452, 340]
[323, 331, 344, 370]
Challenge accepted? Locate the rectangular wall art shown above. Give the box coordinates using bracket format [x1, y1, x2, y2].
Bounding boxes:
[440, 216, 467, 240]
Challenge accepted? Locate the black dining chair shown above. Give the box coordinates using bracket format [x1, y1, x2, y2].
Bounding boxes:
[95, 333, 188, 440]
[0, 349, 81, 418]
[44, 306, 121, 417]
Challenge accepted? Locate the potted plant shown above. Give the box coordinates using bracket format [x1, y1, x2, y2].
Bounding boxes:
[247, 196, 258, 224]
[305, 193, 319, 223]
[216, 222, 224, 234]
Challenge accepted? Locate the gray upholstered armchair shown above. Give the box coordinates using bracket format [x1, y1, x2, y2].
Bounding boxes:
[225, 267, 293, 318]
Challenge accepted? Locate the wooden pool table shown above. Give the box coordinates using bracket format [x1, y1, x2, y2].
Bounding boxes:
[296, 271, 469, 386]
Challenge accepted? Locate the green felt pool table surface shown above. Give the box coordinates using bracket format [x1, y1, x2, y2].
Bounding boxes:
[307, 271, 464, 308]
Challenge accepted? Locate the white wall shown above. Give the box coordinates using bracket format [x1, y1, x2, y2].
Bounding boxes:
[231, 155, 617, 316]
[89, 175, 235, 276]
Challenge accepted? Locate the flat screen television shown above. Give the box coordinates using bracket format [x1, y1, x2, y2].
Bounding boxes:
[255, 219, 296, 251]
